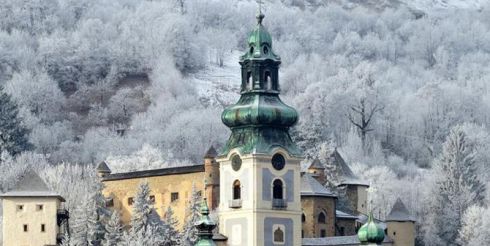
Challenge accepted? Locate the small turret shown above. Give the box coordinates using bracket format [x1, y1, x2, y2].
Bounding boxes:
[194, 198, 217, 246]
[358, 212, 385, 245]
[307, 158, 326, 184]
[204, 146, 220, 210]
[386, 198, 415, 246]
[96, 161, 111, 178]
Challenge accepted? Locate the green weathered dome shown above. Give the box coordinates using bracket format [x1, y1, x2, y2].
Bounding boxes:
[240, 13, 280, 61]
[358, 213, 385, 245]
[221, 93, 298, 129]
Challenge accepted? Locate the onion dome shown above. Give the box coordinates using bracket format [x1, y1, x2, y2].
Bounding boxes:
[240, 13, 280, 61]
[195, 198, 217, 246]
[221, 94, 298, 128]
[358, 212, 385, 245]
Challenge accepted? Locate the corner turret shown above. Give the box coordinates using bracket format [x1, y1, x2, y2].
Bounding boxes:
[204, 146, 220, 210]
[386, 198, 415, 246]
[96, 161, 111, 178]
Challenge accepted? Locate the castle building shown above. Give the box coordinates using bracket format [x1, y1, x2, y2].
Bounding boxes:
[385, 199, 415, 246]
[0, 171, 69, 246]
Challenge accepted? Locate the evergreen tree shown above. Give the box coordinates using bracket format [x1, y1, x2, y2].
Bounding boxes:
[130, 180, 153, 235]
[424, 126, 485, 246]
[0, 86, 32, 156]
[70, 194, 98, 246]
[162, 206, 181, 246]
[181, 183, 201, 246]
[104, 210, 123, 246]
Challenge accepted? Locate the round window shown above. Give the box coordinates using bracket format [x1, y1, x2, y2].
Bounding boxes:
[271, 154, 285, 170]
[232, 155, 242, 171]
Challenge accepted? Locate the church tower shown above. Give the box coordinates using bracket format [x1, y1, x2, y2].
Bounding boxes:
[217, 11, 302, 246]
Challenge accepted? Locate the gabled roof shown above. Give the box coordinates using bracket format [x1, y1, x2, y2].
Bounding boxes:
[204, 146, 218, 159]
[97, 161, 111, 173]
[308, 158, 324, 169]
[300, 173, 337, 198]
[329, 149, 369, 187]
[0, 170, 65, 201]
[386, 198, 415, 222]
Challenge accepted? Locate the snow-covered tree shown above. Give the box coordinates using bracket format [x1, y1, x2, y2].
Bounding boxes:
[181, 183, 201, 246]
[104, 210, 123, 246]
[0, 86, 32, 156]
[458, 205, 490, 245]
[130, 180, 153, 235]
[423, 126, 486, 246]
[161, 206, 181, 246]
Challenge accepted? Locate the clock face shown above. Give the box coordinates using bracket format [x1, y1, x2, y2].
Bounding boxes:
[232, 155, 242, 171]
[271, 154, 285, 170]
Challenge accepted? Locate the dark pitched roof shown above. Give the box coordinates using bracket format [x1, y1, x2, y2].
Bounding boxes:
[204, 146, 218, 158]
[102, 164, 205, 181]
[0, 170, 65, 201]
[300, 173, 337, 198]
[308, 158, 324, 169]
[302, 235, 393, 246]
[97, 161, 111, 173]
[386, 198, 415, 222]
[329, 149, 369, 187]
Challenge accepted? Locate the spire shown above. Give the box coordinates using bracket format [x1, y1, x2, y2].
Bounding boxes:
[194, 198, 217, 246]
[219, 12, 301, 157]
[358, 212, 385, 245]
[256, 0, 264, 24]
[204, 146, 218, 159]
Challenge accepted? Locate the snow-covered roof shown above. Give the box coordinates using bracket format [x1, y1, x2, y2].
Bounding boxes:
[386, 198, 415, 222]
[302, 235, 393, 246]
[0, 170, 65, 202]
[329, 149, 369, 187]
[300, 173, 337, 198]
[336, 210, 358, 220]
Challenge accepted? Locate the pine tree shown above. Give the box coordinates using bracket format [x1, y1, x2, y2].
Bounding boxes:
[70, 194, 98, 246]
[130, 180, 153, 236]
[162, 206, 181, 246]
[0, 86, 32, 156]
[181, 183, 201, 246]
[104, 210, 123, 246]
[424, 126, 485, 246]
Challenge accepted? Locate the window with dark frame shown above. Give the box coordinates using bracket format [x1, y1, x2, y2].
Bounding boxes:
[128, 197, 134, 206]
[106, 198, 114, 207]
[23, 224, 28, 232]
[320, 229, 326, 237]
[41, 224, 45, 232]
[233, 180, 241, 200]
[149, 195, 155, 204]
[273, 227, 285, 243]
[318, 212, 326, 224]
[36, 204, 43, 211]
[171, 192, 179, 202]
[17, 205, 24, 211]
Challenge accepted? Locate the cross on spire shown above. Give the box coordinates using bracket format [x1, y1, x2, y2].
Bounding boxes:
[256, 0, 265, 24]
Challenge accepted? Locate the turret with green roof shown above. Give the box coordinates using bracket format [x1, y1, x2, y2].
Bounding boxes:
[194, 198, 217, 246]
[220, 12, 301, 157]
[358, 212, 385, 245]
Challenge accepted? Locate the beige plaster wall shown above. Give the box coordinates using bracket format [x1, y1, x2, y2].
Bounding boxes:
[387, 222, 415, 246]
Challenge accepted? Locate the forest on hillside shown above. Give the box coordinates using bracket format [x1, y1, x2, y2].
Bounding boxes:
[0, 0, 490, 245]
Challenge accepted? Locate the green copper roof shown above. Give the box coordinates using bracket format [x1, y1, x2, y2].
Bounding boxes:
[195, 198, 217, 246]
[240, 13, 280, 62]
[358, 212, 385, 245]
[220, 13, 301, 158]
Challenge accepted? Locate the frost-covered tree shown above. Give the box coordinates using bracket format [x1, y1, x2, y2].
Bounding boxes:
[161, 206, 181, 246]
[423, 126, 486, 246]
[181, 183, 201, 246]
[0, 86, 32, 156]
[104, 210, 123, 246]
[458, 205, 490, 245]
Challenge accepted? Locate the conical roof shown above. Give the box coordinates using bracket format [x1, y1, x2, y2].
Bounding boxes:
[0, 170, 64, 201]
[330, 149, 369, 187]
[195, 198, 217, 246]
[358, 212, 385, 244]
[308, 158, 324, 169]
[386, 198, 415, 222]
[96, 161, 111, 173]
[300, 172, 337, 198]
[204, 146, 218, 159]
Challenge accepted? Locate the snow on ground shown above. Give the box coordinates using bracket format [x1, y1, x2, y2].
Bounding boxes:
[403, 0, 486, 10]
[191, 51, 242, 108]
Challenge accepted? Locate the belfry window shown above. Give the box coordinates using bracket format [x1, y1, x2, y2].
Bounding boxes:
[302, 213, 306, 223]
[318, 212, 326, 224]
[273, 179, 284, 199]
[233, 180, 241, 200]
[273, 226, 285, 243]
[265, 71, 272, 90]
[247, 71, 252, 90]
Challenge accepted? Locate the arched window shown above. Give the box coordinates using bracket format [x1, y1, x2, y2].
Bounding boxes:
[302, 213, 306, 223]
[273, 227, 284, 243]
[245, 71, 252, 90]
[233, 180, 241, 200]
[318, 212, 326, 224]
[273, 179, 284, 199]
[264, 71, 272, 90]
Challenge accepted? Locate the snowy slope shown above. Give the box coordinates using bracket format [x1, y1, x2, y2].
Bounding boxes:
[403, 0, 486, 10]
